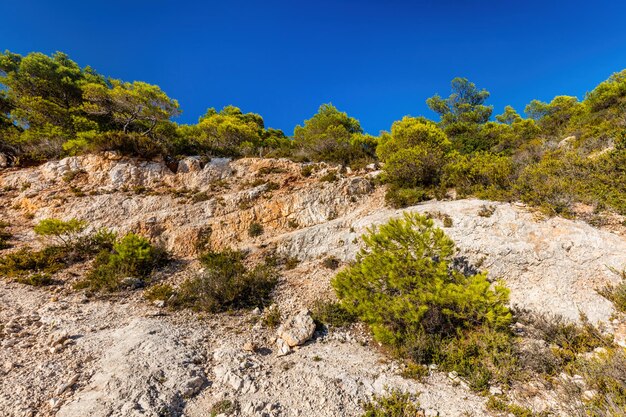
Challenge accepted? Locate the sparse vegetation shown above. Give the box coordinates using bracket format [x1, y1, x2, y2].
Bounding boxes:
[173, 249, 278, 312]
[599, 269, 626, 313]
[144, 283, 175, 303]
[34, 218, 87, 246]
[311, 300, 356, 328]
[322, 255, 340, 270]
[478, 204, 496, 217]
[0, 221, 12, 250]
[74, 233, 167, 292]
[248, 222, 264, 237]
[210, 399, 239, 416]
[262, 305, 282, 328]
[319, 171, 339, 182]
[361, 390, 421, 417]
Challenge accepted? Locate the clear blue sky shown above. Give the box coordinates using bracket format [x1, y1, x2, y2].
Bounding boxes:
[2, 0, 626, 135]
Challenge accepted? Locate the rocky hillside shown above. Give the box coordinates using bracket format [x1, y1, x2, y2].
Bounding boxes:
[1, 153, 625, 417]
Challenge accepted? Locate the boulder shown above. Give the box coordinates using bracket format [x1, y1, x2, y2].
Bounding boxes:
[277, 309, 316, 347]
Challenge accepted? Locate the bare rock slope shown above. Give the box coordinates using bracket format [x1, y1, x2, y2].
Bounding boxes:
[1, 154, 625, 416]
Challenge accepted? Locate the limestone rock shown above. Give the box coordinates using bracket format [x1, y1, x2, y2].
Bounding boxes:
[277, 310, 316, 347]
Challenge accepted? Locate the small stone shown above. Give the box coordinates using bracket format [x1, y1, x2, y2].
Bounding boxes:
[55, 374, 79, 395]
[276, 338, 291, 356]
[582, 390, 597, 401]
[489, 386, 503, 396]
[447, 371, 460, 383]
[49, 331, 70, 346]
[182, 376, 205, 397]
[243, 341, 257, 352]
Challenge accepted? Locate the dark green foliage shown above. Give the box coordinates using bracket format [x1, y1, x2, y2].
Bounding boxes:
[0, 246, 69, 277]
[426, 77, 493, 153]
[210, 399, 239, 416]
[0, 222, 12, 250]
[144, 283, 175, 303]
[441, 152, 515, 200]
[361, 390, 421, 417]
[174, 249, 278, 312]
[248, 222, 264, 237]
[0, 50, 288, 163]
[332, 213, 512, 387]
[319, 171, 339, 182]
[384, 186, 429, 209]
[293, 104, 377, 166]
[322, 255, 340, 270]
[16, 273, 54, 286]
[75, 233, 167, 292]
[311, 300, 356, 328]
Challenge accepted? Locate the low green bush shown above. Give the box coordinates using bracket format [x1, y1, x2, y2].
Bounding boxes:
[174, 249, 278, 312]
[34, 218, 87, 246]
[384, 186, 429, 209]
[0, 246, 69, 277]
[311, 300, 357, 328]
[75, 233, 167, 292]
[144, 283, 175, 303]
[16, 273, 55, 286]
[319, 171, 339, 182]
[322, 255, 340, 270]
[599, 269, 626, 313]
[248, 222, 264, 237]
[361, 390, 421, 417]
[0, 222, 12, 250]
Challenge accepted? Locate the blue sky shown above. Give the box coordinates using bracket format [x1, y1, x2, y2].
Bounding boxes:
[2, 0, 626, 134]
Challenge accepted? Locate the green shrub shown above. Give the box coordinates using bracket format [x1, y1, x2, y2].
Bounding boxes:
[75, 233, 167, 292]
[311, 300, 356, 328]
[34, 218, 86, 246]
[16, 273, 54, 286]
[144, 283, 175, 303]
[210, 399, 239, 416]
[319, 171, 339, 182]
[262, 305, 282, 328]
[0, 246, 69, 277]
[486, 397, 544, 417]
[322, 255, 340, 270]
[441, 152, 514, 199]
[361, 390, 421, 417]
[300, 165, 316, 177]
[384, 186, 429, 209]
[248, 222, 264, 237]
[568, 348, 626, 416]
[174, 249, 278, 312]
[332, 213, 512, 387]
[0, 222, 12, 250]
[599, 269, 626, 313]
